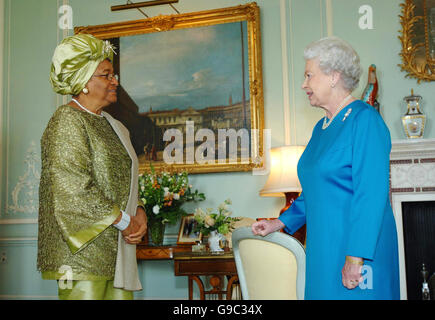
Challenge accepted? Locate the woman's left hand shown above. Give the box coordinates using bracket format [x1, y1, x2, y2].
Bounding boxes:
[124, 207, 147, 244]
[341, 256, 363, 290]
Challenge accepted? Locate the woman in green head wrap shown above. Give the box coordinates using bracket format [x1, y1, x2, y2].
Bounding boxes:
[38, 34, 148, 300]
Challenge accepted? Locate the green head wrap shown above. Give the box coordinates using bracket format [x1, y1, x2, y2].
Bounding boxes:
[49, 34, 115, 96]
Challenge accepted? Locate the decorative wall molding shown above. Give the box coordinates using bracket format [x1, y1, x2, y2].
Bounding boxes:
[280, 0, 291, 145]
[0, 218, 38, 225]
[0, 237, 37, 244]
[0, 0, 4, 212]
[56, 0, 71, 109]
[2, 0, 11, 219]
[7, 141, 40, 215]
[390, 139, 435, 192]
[325, 0, 333, 36]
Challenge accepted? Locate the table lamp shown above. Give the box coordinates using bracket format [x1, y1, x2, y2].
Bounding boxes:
[259, 145, 306, 243]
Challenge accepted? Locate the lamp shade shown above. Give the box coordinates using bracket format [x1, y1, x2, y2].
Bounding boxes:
[259, 145, 305, 197]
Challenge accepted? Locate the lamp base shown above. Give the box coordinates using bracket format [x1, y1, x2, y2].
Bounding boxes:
[279, 192, 299, 215]
[280, 192, 306, 245]
[256, 192, 306, 245]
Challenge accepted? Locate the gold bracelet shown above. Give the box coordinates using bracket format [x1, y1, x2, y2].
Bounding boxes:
[346, 256, 364, 265]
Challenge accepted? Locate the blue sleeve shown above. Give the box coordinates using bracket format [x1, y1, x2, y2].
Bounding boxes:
[278, 191, 306, 235]
[345, 107, 392, 260]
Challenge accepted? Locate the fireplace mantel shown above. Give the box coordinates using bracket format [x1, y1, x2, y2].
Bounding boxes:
[391, 138, 435, 159]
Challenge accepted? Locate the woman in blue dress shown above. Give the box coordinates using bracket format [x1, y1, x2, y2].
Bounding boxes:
[252, 37, 400, 300]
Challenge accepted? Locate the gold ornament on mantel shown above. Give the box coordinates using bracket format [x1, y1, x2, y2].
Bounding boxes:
[398, 0, 435, 83]
[401, 89, 426, 139]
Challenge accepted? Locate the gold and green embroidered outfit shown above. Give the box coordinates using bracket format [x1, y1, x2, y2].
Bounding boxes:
[37, 105, 131, 281]
[58, 280, 133, 300]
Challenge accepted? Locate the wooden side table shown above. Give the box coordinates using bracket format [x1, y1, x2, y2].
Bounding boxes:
[173, 251, 239, 300]
[136, 243, 192, 260]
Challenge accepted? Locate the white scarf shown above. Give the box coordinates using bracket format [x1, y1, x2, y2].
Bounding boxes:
[102, 111, 142, 291]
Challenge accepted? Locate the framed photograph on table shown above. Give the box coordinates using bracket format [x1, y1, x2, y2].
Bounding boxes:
[74, 2, 264, 174]
[177, 214, 202, 245]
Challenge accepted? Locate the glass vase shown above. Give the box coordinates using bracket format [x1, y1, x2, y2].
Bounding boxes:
[148, 218, 166, 246]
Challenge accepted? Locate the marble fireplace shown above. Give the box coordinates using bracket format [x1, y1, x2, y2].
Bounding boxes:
[390, 138, 435, 300]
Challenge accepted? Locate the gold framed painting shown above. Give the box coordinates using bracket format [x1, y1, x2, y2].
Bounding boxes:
[75, 3, 264, 174]
[398, 0, 435, 82]
[177, 214, 202, 245]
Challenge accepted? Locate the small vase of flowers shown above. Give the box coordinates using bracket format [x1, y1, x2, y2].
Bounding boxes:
[193, 199, 240, 252]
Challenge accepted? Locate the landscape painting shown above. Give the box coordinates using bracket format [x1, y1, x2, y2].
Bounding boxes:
[75, 3, 264, 173]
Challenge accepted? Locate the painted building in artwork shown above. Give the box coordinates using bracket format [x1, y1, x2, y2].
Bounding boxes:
[141, 96, 251, 135]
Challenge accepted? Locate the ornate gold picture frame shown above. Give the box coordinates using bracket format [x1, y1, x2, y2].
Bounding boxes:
[75, 3, 264, 174]
[398, 0, 435, 83]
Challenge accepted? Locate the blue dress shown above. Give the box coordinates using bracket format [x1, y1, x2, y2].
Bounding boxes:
[279, 100, 400, 300]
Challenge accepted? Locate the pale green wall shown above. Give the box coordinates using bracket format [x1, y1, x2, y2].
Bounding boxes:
[0, 0, 433, 299]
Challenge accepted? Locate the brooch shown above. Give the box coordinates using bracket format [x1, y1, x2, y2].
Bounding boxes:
[342, 108, 352, 121]
[104, 40, 117, 55]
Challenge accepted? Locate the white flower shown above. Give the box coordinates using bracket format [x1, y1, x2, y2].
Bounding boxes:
[153, 205, 160, 214]
[223, 210, 232, 217]
[204, 215, 215, 227]
[225, 199, 232, 205]
[194, 208, 206, 218]
[194, 208, 206, 224]
[173, 193, 180, 200]
[163, 187, 170, 197]
[218, 203, 227, 212]
[141, 185, 145, 192]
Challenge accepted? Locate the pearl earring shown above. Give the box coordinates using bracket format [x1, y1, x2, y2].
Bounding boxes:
[83, 88, 89, 94]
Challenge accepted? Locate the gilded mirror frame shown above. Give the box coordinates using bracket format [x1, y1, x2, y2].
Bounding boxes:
[75, 3, 264, 174]
[398, 0, 435, 82]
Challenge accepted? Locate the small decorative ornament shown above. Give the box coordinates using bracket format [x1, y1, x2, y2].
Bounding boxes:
[342, 108, 352, 121]
[421, 263, 430, 300]
[208, 230, 225, 252]
[322, 94, 352, 129]
[192, 241, 206, 253]
[103, 40, 117, 55]
[401, 89, 426, 139]
[82, 87, 89, 94]
[361, 64, 380, 113]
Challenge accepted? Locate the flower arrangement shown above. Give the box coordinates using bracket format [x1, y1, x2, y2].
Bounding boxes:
[138, 168, 205, 226]
[193, 199, 240, 236]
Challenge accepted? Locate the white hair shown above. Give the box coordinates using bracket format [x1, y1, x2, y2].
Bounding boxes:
[304, 36, 362, 91]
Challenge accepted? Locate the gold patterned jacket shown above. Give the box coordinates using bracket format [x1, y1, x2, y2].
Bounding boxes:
[37, 105, 132, 280]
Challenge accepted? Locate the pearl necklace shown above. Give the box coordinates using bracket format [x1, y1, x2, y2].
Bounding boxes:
[71, 98, 103, 118]
[322, 95, 352, 130]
